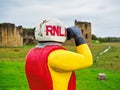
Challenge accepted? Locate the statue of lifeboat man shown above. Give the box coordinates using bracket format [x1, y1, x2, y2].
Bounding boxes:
[25, 18, 93, 90]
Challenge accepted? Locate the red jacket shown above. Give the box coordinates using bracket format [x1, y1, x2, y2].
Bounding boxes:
[25, 45, 76, 90]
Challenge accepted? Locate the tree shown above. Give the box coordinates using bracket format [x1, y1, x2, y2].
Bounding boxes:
[92, 34, 97, 40]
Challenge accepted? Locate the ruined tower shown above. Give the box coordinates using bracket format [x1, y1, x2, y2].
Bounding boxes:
[0, 23, 23, 47]
[75, 20, 92, 46]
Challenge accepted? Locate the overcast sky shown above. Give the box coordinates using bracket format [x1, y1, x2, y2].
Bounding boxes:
[0, 0, 120, 37]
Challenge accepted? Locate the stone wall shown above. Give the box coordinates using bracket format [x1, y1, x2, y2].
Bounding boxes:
[0, 20, 91, 46]
[75, 20, 92, 46]
[0, 23, 23, 47]
[64, 20, 92, 46]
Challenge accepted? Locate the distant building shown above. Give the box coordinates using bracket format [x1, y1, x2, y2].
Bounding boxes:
[64, 20, 92, 46]
[0, 20, 92, 47]
[23, 28, 35, 45]
[0, 23, 23, 47]
[75, 20, 92, 46]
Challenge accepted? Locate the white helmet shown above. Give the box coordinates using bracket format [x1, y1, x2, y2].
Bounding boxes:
[35, 18, 66, 43]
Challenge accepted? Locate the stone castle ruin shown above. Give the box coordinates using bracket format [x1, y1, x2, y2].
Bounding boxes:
[75, 20, 92, 46]
[0, 20, 92, 47]
[64, 20, 92, 46]
[0, 23, 23, 47]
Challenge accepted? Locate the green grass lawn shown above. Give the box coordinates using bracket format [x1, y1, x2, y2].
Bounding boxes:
[0, 62, 28, 90]
[0, 43, 120, 90]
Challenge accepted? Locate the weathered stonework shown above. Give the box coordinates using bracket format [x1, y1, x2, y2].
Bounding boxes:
[64, 20, 92, 46]
[0, 20, 91, 46]
[0, 23, 23, 47]
[75, 20, 92, 46]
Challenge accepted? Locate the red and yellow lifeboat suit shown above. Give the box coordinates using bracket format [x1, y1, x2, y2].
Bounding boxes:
[25, 43, 93, 90]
